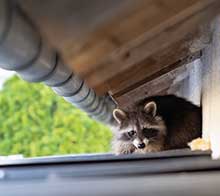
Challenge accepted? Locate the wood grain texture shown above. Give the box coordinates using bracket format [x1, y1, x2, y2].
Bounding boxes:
[114, 58, 198, 109]
[85, 0, 218, 94]
[19, 0, 220, 105]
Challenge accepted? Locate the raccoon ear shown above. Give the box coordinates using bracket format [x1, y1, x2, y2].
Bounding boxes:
[144, 101, 157, 117]
[113, 109, 127, 124]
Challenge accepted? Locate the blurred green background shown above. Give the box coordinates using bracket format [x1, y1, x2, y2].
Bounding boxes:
[0, 76, 112, 157]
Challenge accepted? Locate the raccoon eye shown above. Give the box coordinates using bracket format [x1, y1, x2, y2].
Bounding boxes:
[143, 128, 158, 138]
[127, 130, 136, 138]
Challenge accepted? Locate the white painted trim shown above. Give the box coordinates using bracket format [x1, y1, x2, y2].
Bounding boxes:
[202, 16, 220, 159]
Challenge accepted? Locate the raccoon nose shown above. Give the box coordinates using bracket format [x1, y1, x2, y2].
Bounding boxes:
[138, 143, 145, 149]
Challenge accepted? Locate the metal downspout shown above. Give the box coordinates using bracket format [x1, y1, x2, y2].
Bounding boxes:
[0, 0, 116, 125]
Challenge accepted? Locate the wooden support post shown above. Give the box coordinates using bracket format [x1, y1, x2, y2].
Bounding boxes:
[202, 16, 220, 159]
[176, 59, 202, 106]
[188, 59, 202, 106]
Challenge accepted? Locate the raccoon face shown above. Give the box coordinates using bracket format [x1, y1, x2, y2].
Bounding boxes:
[113, 101, 166, 152]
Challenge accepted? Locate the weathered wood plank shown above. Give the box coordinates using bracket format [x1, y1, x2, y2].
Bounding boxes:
[19, 0, 216, 93]
[85, 0, 219, 95]
[179, 59, 202, 105]
[114, 59, 198, 109]
[19, 0, 220, 100]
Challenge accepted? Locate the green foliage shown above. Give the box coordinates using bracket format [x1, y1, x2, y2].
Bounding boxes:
[0, 76, 112, 157]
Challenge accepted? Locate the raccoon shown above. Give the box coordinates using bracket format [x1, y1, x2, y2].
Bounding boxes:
[112, 95, 202, 155]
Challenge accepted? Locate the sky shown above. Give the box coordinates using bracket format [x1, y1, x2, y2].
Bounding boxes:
[0, 68, 15, 89]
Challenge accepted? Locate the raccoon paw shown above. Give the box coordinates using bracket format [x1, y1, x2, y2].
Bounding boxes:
[188, 137, 211, 151]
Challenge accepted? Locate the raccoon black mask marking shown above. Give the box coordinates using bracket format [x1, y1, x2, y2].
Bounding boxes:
[112, 95, 202, 155]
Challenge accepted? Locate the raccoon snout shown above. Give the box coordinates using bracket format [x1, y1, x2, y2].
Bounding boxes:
[133, 138, 148, 149]
[138, 143, 145, 149]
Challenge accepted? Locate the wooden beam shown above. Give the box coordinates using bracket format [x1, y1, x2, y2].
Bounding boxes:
[114, 61, 194, 109]
[20, 0, 220, 96]
[72, 0, 201, 76]
[84, 0, 219, 95]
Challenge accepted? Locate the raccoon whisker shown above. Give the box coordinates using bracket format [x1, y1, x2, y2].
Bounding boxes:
[148, 137, 158, 141]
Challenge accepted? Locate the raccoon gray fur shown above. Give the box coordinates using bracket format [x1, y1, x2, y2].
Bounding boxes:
[112, 95, 202, 155]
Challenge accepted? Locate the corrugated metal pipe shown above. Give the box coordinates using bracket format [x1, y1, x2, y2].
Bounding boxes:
[0, 0, 116, 125]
